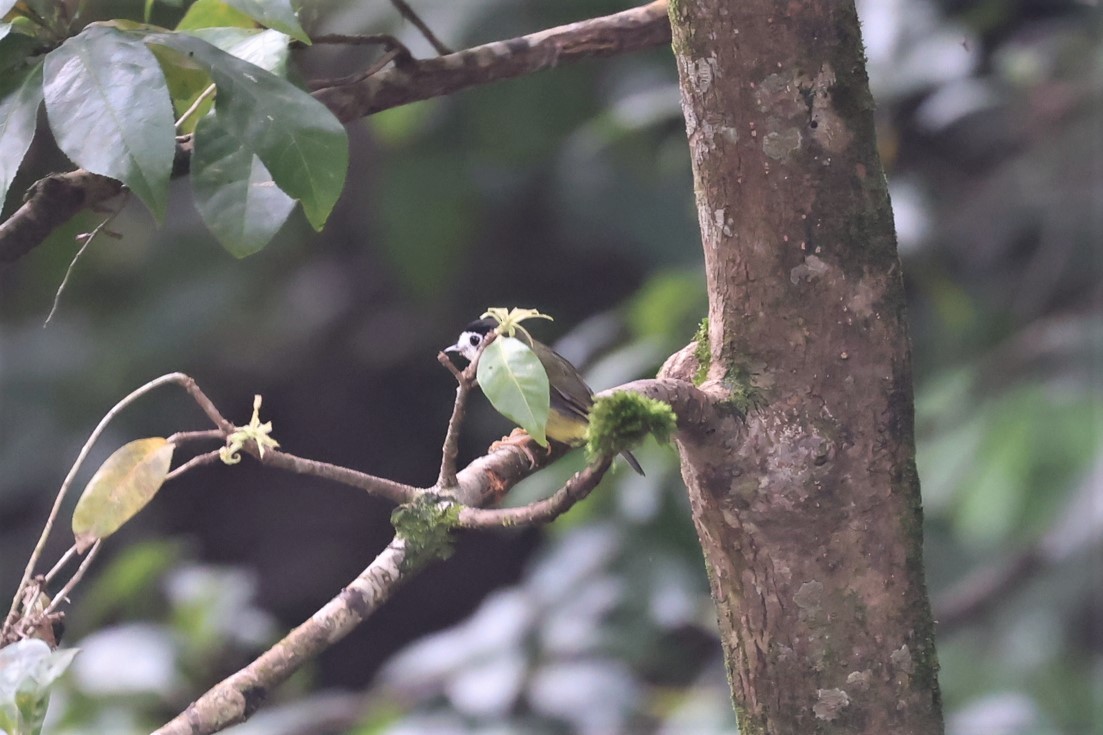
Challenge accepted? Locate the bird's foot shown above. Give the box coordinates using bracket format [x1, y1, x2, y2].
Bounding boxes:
[489, 428, 546, 468]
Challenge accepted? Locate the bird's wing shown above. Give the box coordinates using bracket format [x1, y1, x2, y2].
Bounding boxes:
[535, 343, 594, 420]
[552, 384, 591, 421]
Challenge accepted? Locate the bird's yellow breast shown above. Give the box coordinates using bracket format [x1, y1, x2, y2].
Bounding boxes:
[545, 407, 589, 446]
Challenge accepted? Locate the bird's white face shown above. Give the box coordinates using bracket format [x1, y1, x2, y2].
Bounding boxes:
[447, 330, 486, 361]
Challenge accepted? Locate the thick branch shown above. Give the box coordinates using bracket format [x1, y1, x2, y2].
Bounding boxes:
[669, 1, 944, 730]
[0, 2, 670, 264]
[314, 0, 670, 123]
[597, 375, 719, 434]
[153, 536, 409, 735]
[0, 172, 122, 264]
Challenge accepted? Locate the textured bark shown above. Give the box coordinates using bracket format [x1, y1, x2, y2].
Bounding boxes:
[663, 1, 944, 733]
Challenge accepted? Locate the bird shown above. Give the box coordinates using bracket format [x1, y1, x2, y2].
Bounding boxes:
[445, 317, 644, 475]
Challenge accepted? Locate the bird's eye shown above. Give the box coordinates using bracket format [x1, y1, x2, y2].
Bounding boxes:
[468, 334, 480, 346]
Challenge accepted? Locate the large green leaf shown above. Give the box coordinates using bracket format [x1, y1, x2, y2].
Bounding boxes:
[146, 32, 347, 229]
[477, 336, 551, 447]
[43, 25, 175, 220]
[192, 111, 296, 257]
[187, 27, 290, 75]
[152, 28, 290, 134]
[148, 42, 213, 134]
[0, 59, 42, 211]
[223, 0, 308, 43]
[72, 437, 175, 552]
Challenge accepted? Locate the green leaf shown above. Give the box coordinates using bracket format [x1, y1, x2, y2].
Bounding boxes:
[148, 43, 213, 133]
[192, 111, 295, 256]
[477, 336, 551, 447]
[0, 640, 78, 735]
[187, 27, 290, 75]
[43, 25, 175, 220]
[223, 0, 308, 44]
[150, 29, 290, 135]
[146, 32, 347, 229]
[72, 437, 175, 552]
[0, 59, 42, 211]
[176, 0, 256, 31]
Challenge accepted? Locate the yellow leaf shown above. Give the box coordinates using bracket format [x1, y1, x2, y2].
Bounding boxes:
[72, 438, 174, 552]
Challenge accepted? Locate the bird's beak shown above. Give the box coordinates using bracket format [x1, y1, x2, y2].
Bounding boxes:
[443, 342, 461, 354]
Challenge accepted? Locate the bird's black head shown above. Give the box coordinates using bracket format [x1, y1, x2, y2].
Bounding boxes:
[445, 317, 499, 361]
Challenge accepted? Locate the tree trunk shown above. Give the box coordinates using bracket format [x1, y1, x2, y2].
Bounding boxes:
[663, 2, 944, 733]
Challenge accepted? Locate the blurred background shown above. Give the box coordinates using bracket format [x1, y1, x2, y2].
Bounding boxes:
[0, 0, 1100, 733]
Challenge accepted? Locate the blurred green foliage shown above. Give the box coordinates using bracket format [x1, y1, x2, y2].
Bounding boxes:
[0, 0, 1099, 734]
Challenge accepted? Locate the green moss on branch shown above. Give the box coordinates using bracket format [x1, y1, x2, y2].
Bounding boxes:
[391, 494, 460, 570]
[693, 317, 710, 385]
[586, 392, 677, 460]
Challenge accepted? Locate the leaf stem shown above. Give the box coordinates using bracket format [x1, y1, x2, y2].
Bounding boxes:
[175, 83, 216, 131]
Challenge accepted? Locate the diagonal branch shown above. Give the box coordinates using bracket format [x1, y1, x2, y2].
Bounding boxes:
[148, 372, 706, 734]
[314, 0, 671, 123]
[0, 1, 671, 265]
[152, 535, 410, 735]
[261, 449, 418, 505]
[389, 0, 452, 55]
[149, 453, 613, 735]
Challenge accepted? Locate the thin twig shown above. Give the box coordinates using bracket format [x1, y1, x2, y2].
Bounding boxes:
[3, 372, 227, 638]
[3, 373, 202, 635]
[261, 449, 419, 506]
[166, 428, 226, 445]
[44, 191, 129, 327]
[177, 373, 234, 432]
[436, 332, 496, 489]
[42, 544, 79, 586]
[165, 450, 223, 482]
[436, 354, 473, 489]
[390, 0, 453, 55]
[175, 83, 216, 130]
[457, 456, 612, 528]
[39, 541, 101, 621]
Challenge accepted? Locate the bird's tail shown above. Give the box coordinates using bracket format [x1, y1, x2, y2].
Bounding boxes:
[620, 450, 645, 476]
